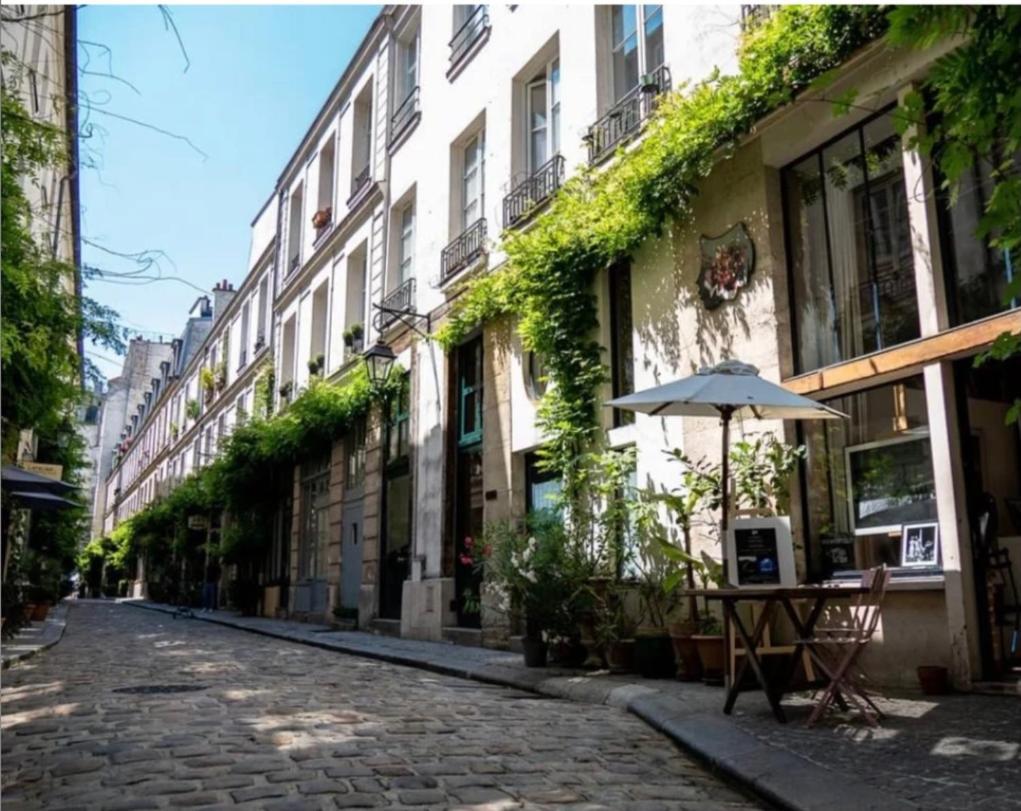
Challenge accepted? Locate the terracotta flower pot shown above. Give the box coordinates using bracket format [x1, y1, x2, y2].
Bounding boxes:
[606, 639, 635, 673]
[917, 665, 951, 695]
[31, 603, 51, 622]
[693, 634, 725, 685]
[669, 623, 703, 682]
[522, 637, 548, 668]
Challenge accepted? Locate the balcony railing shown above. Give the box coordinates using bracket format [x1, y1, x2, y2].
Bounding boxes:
[441, 218, 487, 282]
[350, 164, 371, 199]
[503, 155, 565, 228]
[449, 5, 489, 67]
[585, 64, 671, 165]
[740, 5, 778, 32]
[390, 87, 420, 143]
[377, 277, 416, 331]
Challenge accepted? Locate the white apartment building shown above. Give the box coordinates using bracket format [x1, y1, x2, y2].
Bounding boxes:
[104, 5, 1021, 689]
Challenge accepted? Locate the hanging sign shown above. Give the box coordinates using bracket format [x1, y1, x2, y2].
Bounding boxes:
[697, 223, 755, 309]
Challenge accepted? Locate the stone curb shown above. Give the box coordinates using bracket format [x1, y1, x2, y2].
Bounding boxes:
[124, 599, 916, 811]
[2, 600, 71, 669]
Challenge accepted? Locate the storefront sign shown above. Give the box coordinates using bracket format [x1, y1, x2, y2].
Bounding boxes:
[697, 222, 755, 310]
[726, 516, 796, 588]
[187, 515, 208, 530]
[21, 462, 63, 481]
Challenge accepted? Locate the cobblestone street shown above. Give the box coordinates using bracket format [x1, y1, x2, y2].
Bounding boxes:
[1, 602, 759, 810]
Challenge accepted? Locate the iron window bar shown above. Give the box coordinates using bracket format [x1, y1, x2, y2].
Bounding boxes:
[449, 5, 489, 66]
[390, 87, 420, 142]
[585, 64, 671, 165]
[441, 218, 487, 282]
[374, 277, 430, 336]
[503, 154, 565, 228]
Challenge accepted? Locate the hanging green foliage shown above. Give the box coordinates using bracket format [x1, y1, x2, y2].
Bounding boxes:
[436, 6, 888, 486]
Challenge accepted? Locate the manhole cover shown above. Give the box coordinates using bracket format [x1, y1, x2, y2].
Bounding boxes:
[112, 684, 208, 695]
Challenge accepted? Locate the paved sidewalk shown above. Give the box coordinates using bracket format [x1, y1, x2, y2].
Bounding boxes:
[2, 600, 70, 669]
[125, 601, 1021, 811]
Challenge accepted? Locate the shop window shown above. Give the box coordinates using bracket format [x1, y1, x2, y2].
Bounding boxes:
[938, 150, 1019, 326]
[609, 262, 635, 426]
[783, 110, 920, 374]
[801, 376, 939, 579]
[458, 337, 484, 447]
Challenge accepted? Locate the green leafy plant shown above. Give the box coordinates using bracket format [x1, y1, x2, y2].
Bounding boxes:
[728, 433, 805, 516]
[185, 399, 201, 421]
[200, 367, 216, 394]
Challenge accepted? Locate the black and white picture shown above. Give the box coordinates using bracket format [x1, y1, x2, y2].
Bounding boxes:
[900, 522, 940, 568]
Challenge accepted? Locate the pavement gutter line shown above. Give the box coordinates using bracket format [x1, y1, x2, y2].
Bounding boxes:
[2, 600, 71, 670]
[122, 600, 917, 811]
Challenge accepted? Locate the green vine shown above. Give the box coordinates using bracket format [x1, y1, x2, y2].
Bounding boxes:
[437, 6, 887, 486]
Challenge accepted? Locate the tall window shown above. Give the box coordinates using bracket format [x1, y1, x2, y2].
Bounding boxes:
[400, 31, 418, 102]
[783, 110, 919, 374]
[458, 337, 484, 447]
[287, 186, 303, 273]
[398, 203, 415, 284]
[609, 6, 663, 104]
[938, 149, 1020, 326]
[609, 262, 635, 426]
[256, 276, 269, 344]
[462, 132, 485, 228]
[801, 376, 937, 579]
[527, 59, 560, 174]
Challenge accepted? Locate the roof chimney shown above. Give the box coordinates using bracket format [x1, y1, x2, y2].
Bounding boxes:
[211, 279, 237, 325]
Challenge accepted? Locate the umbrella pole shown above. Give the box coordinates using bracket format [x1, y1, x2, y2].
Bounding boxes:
[719, 406, 734, 583]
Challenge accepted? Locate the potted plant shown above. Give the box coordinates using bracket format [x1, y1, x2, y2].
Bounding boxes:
[200, 366, 216, 400]
[185, 399, 201, 421]
[214, 363, 227, 392]
[343, 323, 364, 353]
[688, 551, 726, 684]
[631, 522, 681, 679]
[278, 381, 293, 402]
[592, 580, 638, 673]
[307, 354, 325, 377]
[312, 207, 332, 229]
[655, 452, 720, 680]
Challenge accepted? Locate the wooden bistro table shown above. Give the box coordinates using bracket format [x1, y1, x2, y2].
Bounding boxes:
[688, 585, 869, 723]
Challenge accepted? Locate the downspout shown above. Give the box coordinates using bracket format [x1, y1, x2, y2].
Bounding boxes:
[64, 5, 85, 390]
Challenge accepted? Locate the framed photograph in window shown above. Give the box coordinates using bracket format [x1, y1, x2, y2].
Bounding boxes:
[900, 522, 940, 568]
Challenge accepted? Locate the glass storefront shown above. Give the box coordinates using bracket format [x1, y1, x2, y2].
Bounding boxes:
[783, 110, 919, 374]
[802, 376, 938, 579]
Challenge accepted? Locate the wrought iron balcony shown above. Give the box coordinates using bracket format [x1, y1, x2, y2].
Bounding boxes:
[390, 87, 420, 143]
[350, 164, 371, 199]
[503, 155, 565, 228]
[740, 5, 778, 32]
[585, 64, 671, 165]
[441, 218, 487, 282]
[377, 278, 416, 331]
[449, 5, 489, 67]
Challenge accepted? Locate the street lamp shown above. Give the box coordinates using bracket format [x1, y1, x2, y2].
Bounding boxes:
[362, 341, 396, 389]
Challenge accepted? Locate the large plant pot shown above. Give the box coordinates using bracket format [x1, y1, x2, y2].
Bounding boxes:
[669, 623, 703, 682]
[31, 603, 51, 622]
[606, 639, 635, 673]
[693, 634, 725, 685]
[917, 665, 951, 695]
[522, 637, 548, 668]
[634, 633, 675, 679]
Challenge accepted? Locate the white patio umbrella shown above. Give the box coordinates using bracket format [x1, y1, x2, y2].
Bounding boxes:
[606, 360, 847, 546]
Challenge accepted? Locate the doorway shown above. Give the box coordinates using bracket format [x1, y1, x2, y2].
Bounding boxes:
[380, 376, 412, 620]
[954, 354, 1021, 680]
[293, 455, 330, 615]
[453, 337, 484, 627]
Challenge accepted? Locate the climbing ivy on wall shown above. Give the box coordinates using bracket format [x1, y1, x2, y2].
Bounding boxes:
[436, 6, 888, 487]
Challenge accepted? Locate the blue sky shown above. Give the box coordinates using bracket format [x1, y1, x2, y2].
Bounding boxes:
[79, 4, 380, 380]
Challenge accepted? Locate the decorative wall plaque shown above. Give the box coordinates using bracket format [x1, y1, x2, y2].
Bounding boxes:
[697, 223, 755, 309]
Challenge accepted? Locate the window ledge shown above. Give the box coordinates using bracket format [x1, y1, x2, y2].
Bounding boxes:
[824, 574, 945, 591]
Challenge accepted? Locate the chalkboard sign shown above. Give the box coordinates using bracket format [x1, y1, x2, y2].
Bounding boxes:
[726, 517, 796, 588]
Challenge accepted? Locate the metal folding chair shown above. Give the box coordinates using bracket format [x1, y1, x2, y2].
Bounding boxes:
[800, 565, 891, 727]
